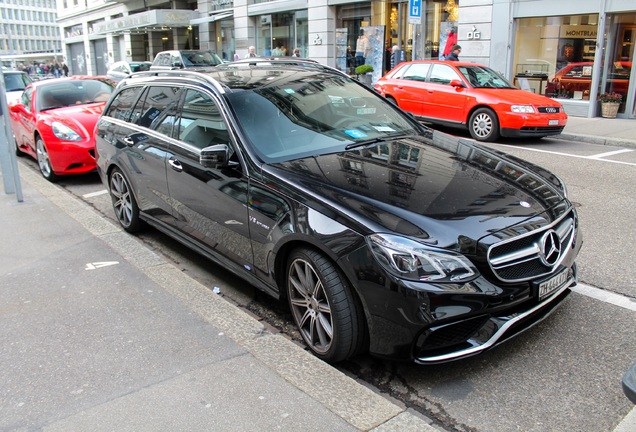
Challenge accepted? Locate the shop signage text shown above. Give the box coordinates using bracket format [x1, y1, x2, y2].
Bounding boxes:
[559, 25, 597, 39]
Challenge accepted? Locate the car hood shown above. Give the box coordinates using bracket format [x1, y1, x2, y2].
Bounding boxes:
[265, 132, 570, 254]
[481, 88, 562, 106]
[41, 103, 106, 137]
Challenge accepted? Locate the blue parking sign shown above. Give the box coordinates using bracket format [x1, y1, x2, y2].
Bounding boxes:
[408, 0, 422, 24]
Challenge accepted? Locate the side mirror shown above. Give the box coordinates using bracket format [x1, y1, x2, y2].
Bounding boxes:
[200, 144, 229, 168]
[172, 61, 184, 69]
[9, 104, 24, 113]
[450, 79, 465, 88]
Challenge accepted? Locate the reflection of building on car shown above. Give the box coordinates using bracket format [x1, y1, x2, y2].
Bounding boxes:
[545, 61, 631, 100]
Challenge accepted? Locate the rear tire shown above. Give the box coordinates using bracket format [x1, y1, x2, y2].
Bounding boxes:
[468, 108, 500, 142]
[109, 168, 143, 233]
[286, 248, 365, 363]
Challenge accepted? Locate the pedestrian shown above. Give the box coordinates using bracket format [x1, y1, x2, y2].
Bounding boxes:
[292, 48, 300, 58]
[390, 45, 405, 70]
[62, 62, 69, 76]
[446, 44, 461, 61]
[244, 46, 257, 58]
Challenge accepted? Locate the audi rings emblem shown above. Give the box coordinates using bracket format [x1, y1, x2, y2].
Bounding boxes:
[539, 230, 561, 266]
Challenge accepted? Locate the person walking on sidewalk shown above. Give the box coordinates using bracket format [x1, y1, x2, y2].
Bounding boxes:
[446, 45, 461, 61]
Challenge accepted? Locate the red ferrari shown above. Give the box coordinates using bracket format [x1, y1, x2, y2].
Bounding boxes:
[375, 60, 567, 142]
[10, 76, 115, 181]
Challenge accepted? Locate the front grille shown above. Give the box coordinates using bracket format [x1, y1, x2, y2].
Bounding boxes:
[488, 212, 576, 282]
[538, 106, 561, 113]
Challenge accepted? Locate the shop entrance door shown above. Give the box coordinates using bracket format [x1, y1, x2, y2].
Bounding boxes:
[604, 13, 636, 118]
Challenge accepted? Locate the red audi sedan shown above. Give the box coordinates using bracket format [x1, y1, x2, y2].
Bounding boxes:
[10, 76, 115, 181]
[375, 60, 567, 142]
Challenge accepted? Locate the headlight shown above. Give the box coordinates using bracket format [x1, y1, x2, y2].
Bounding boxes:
[510, 105, 536, 113]
[52, 121, 82, 141]
[367, 234, 479, 283]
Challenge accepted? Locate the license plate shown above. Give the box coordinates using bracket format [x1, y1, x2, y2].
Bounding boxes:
[537, 269, 569, 300]
[548, 119, 559, 126]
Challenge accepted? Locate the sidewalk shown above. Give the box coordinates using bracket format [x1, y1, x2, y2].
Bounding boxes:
[559, 116, 636, 148]
[0, 167, 438, 431]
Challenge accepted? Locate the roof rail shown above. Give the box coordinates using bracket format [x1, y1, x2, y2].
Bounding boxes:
[125, 69, 226, 93]
[221, 57, 348, 77]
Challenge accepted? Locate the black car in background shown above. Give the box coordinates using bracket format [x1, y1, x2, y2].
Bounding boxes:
[95, 60, 582, 364]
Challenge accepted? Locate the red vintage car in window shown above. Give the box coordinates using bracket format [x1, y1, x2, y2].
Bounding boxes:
[545, 61, 631, 99]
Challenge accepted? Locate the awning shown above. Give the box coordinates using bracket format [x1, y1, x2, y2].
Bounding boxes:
[92, 9, 197, 35]
[190, 11, 233, 25]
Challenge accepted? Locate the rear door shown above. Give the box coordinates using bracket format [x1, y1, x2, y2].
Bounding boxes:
[384, 63, 431, 116]
[101, 85, 179, 224]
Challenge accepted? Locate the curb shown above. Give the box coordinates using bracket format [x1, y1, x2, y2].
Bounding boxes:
[557, 133, 636, 149]
[16, 165, 441, 432]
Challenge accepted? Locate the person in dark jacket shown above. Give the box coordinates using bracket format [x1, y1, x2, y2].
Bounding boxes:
[446, 45, 461, 61]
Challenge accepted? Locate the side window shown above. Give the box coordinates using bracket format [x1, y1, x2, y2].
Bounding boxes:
[429, 64, 462, 85]
[132, 86, 182, 134]
[177, 89, 229, 150]
[105, 87, 144, 120]
[21, 88, 33, 113]
[402, 63, 431, 82]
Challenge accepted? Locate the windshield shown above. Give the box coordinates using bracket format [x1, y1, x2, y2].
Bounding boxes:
[182, 51, 223, 67]
[225, 75, 419, 163]
[4, 73, 32, 92]
[37, 79, 115, 111]
[457, 65, 515, 89]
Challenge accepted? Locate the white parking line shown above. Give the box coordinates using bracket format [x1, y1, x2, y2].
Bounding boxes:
[494, 144, 636, 167]
[572, 283, 636, 312]
[83, 189, 108, 198]
[588, 149, 634, 159]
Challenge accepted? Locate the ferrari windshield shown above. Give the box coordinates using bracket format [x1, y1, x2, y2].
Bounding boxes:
[225, 74, 419, 163]
[457, 65, 516, 89]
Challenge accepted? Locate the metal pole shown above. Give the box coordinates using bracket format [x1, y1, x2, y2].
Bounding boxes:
[0, 69, 24, 202]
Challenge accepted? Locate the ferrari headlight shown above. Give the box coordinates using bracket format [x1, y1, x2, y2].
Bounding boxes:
[52, 122, 82, 141]
[368, 234, 478, 283]
[510, 105, 536, 113]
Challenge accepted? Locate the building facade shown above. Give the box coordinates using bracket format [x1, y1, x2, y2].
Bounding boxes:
[55, 0, 635, 119]
[0, 0, 63, 71]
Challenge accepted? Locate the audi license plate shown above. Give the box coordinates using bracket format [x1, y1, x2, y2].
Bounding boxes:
[548, 119, 559, 126]
[536, 269, 569, 301]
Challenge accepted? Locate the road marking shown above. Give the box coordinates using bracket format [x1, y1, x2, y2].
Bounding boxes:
[572, 283, 636, 312]
[494, 144, 636, 167]
[588, 149, 634, 159]
[83, 189, 108, 198]
[85, 261, 120, 270]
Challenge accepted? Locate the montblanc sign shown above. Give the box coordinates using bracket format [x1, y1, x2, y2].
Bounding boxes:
[559, 25, 597, 39]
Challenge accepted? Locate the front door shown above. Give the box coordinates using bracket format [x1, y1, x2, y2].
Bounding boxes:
[166, 88, 253, 270]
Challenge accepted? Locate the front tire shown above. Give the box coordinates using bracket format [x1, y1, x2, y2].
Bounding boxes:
[36, 136, 58, 182]
[109, 168, 143, 233]
[469, 108, 500, 142]
[286, 248, 365, 363]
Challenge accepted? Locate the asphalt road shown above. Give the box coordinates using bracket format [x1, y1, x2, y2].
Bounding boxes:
[13, 132, 636, 432]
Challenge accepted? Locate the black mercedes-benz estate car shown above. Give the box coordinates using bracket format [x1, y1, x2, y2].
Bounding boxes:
[95, 59, 582, 364]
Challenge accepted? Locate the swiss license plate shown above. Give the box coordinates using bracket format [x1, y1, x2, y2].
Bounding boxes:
[548, 119, 559, 126]
[537, 269, 569, 301]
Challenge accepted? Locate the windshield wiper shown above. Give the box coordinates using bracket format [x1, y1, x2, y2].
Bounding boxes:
[345, 134, 408, 150]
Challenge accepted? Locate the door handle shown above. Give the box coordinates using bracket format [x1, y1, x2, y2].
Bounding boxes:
[168, 158, 183, 172]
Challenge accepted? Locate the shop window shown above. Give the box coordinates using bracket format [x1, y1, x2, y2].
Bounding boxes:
[513, 15, 599, 99]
